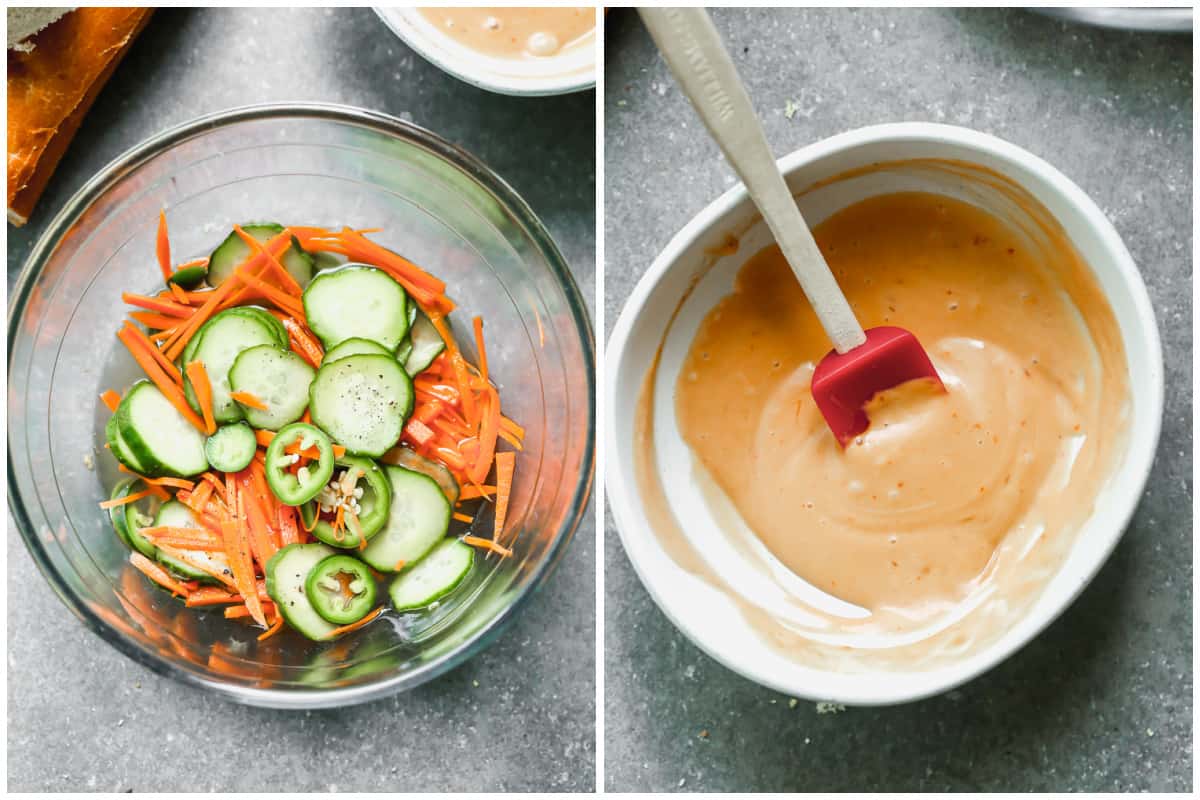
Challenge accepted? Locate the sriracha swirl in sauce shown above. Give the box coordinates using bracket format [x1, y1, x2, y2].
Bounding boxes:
[646, 183, 1130, 668]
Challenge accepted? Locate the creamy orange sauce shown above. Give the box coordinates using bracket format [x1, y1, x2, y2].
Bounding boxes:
[418, 7, 594, 60]
[637, 176, 1130, 667]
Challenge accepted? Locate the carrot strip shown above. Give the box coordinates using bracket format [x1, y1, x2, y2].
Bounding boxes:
[452, 512, 474, 524]
[276, 504, 301, 546]
[185, 361, 218, 435]
[472, 316, 488, 384]
[168, 281, 192, 306]
[201, 471, 228, 500]
[221, 516, 267, 627]
[156, 210, 172, 283]
[326, 606, 383, 638]
[493, 451, 515, 541]
[462, 535, 513, 557]
[277, 316, 324, 367]
[121, 321, 183, 387]
[230, 390, 269, 411]
[404, 418, 435, 447]
[301, 505, 321, 533]
[239, 472, 278, 571]
[99, 488, 158, 509]
[457, 484, 496, 501]
[257, 614, 286, 641]
[130, 552, 188, 597]
[499, 415, 525, 441]
[232, 224, 303, 295]
[498, 429, 524, 451]
[100, 390, 121, 412]
[117, 328, 206, 432]
[144, 535, 227, 552]
[225, 601, 277, 620]
[233, 269, 305, 317]
[129, 311, 181, 330]
[116, 466, 195, 491]
[150, 327, 177, 342]
[122, 292, 193, 318]
[180, 480, 215, 515]
[469, 385, 501, 484]
[334, 228, 447, 300]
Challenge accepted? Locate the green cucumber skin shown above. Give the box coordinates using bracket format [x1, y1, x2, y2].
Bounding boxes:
[228, 345, 315, 430]
[207, 224, 314, 289]
[106, 412, 147, 473]
[321, 337, 393, 365]
[265, 543, 340, 641]
[116, 381, 209, 478]
[204, 423, 257, 472]
[388, 538, 474, 612]
[384, 447, 459, 504]
[304, 554, 377, 625]
[167, 264, 208, 289]
[225, 306, 288, 349]
[152, 500, 227, 583]
[402, 309, 446, 376]
[182, 309, 280, 424]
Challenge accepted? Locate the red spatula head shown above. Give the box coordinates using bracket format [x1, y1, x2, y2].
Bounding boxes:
[811, 326, 944, 446]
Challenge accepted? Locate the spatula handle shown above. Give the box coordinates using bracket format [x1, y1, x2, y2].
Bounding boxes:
[640, 7, 866, 353]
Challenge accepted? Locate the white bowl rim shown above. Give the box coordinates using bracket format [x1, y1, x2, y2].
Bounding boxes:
[373, 7, 596, 97]
[605, 121, 1165, 705]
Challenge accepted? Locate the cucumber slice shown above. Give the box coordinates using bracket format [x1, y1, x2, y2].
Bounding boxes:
[116, 381, 209, 477]
[153, 500, 230, 583]
[403, 309, 446, 376]
[167, 264, 208, 289]
[207, 224, 314, 288]
[394, 337, 413, 365]
[302, 265, 409, 350]
[265, 542, 340, 641]
[312, 251, 344, 273]
[361, 466, 451, 572]
[106, 411, 147, 473]
[322, 337, 393, 365]
[225, 306, 288, 348]
[205, 423, 257, 472]
[384, 447, 459, 504]
[228, 345, 315, 430]
[183, 309, 281, 423]
[122, 487, 164, 560]
[308, 354, 412, 457]
[388, 538, 473, 612]
[108, 479, 140, 551]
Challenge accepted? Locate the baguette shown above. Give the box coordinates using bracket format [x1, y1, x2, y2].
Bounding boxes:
[7, 7, 152, 226]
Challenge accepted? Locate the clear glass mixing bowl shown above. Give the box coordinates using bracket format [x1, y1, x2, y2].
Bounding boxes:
[8, 103, 594, 708]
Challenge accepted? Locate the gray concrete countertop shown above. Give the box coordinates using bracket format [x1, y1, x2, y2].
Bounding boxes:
[604, 7, 1190, 792]
[7, 8, 594, 793]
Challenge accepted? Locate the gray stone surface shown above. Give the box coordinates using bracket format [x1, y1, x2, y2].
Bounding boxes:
[604, 7, 1190, 792]
[7, 7, 594, 793]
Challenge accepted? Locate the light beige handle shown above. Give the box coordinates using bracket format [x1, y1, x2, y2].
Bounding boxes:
[640, 7, 865, 353]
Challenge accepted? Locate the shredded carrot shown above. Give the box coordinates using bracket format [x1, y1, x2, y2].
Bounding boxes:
[498, 429, 524, 451]
[99, 488, 158, 509]
[220, 514, 267, 626]
[150, 327, 177, 341]
[230, 390, 269, 411]
[180, 480, 215, 515]
[462, 535, 513, 557]
[201, 471, 228, 500]
[393, 559, 406, 571]
[469, 385, 501, 484]
[239, 472, 278, 571]
[100, 390, 121, 413]
[116, 466, 194, 491]
[534, 306, 545, 349]
[457, 484, 496, 501]
[184, 361, 217, 435]
[122, 292, 193, 318]
[156, 210, 172, 283]
[121, 321, 183, 387]
[493, 450, 515, 541]
[326, 606, 384, 638]
[130, 310, 184, 330]
[301, 409, 312, 424]
[404, 418, 435, 447]
[277, 316, 324, 367]
[301, 506, 321, 533]
[257, 614, 286, 641]
[130, 552, 188, 597]
[472, 316, 489, 384]
[232, 224, 303, 295]
[168, 281, 191, 305]
[452, 512, 474, 524]
[499, 415, 525, 441]
[234, 268, 306, 318]
[225, 601, 277, 620]
[184, 588, 240, 607]
[117, 327, 206, 432]
[276, 504, 301, 546]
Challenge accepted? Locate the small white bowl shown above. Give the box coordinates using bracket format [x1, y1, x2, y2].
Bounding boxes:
[374, 7, 596, 96]
[605, 123, 1163, 705]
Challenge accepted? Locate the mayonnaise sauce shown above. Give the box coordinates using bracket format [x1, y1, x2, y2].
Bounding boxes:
[417, 7, 594, 60]
[636, 173, 1129, 669]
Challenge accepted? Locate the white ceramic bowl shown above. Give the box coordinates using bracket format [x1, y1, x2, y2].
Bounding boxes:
[374, 7, 595, 96]
[606, 123, 1163, 705]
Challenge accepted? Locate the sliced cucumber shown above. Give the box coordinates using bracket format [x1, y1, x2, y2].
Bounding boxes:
[153, 500, 230, 583]
[388, 538, 474, 612]
[322, 337, 393, 365]
[228, 345, 315, 430]
[403, 308, 446, 376]
[265, 542, 340, 641]
[106, 412, 147, 473]
[183, 309, 280, 423]
[207, 224, 314, 288]
[309, 354, 412, 457]
[361, 466, 451, 573]
[108, 479, 141, 552]
[122, 487, 164, 559]
[116, 381, 209, 477]
[312, 251, 344, 273]
[205, 423, 257, 472]
[394, 337, 413, 365]
[302, 265, 409, 350]
[385, 447, 459, 504]
[226, 306, 288, 348]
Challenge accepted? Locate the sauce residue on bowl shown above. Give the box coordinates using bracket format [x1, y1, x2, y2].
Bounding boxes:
[636, 173, 1130, 670]
[417, 7, 595, 60]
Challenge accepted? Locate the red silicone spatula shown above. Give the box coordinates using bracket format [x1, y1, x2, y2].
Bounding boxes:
[640, 7, 943, 446]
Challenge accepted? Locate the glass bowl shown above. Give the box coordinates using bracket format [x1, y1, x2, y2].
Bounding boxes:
[8, 103, 595, 709]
